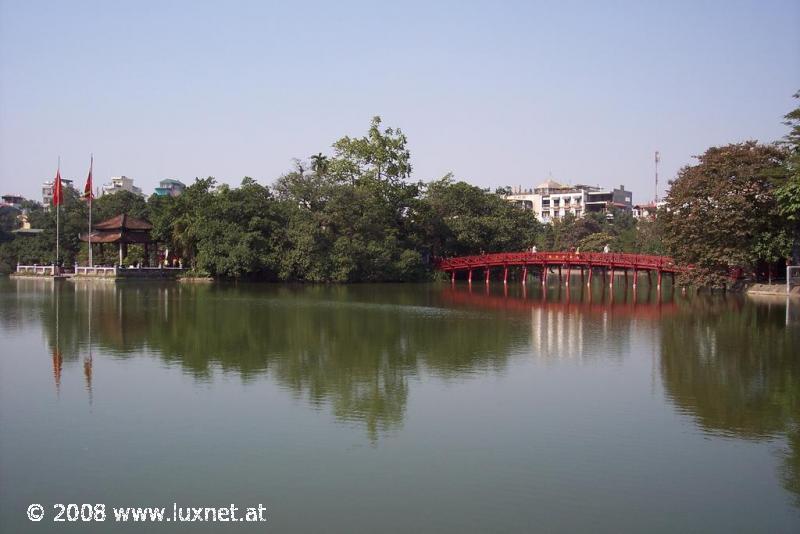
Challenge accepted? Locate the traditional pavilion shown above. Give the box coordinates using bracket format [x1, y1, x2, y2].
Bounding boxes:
[80, 214, 155, 266]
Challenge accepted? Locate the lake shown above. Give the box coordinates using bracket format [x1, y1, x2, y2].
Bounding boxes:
[1, 278, 798, 532]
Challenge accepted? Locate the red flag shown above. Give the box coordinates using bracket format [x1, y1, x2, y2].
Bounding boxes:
[52, 169, 63, 206]
[84, 157, 94, 203]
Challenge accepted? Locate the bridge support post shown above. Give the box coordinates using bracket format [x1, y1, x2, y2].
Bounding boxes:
[485, 266, 490, 285]
[503, 265, 508, 284]
[657, 269, 662, 290]
[609, 266, 614, 288]
[565, 264, 570, 286]
[588, 266, 593, 286]
[580, 266, 585, 285]
[632, 269, 638, 289]
[558, 265, 562, 284]
[624, 268, 628, 285]
[647, 270, 652, 288]
[542, 264, 547, 285]
[468, 269, 473, 284]
[522, 265, 528, 284]
[451, 270, 456, 284]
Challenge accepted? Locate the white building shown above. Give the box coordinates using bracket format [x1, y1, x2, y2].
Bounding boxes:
[102, 176, 143, 197]
[505, 180, 633, 223]
[42, 178, 76, 208]
[632, 201, 667, 219]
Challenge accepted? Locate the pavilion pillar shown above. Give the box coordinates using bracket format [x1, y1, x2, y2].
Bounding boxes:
[144, 243, 149, 267]
[118, 243, 123, 266]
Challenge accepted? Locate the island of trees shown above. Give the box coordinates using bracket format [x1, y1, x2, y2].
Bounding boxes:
[1, 93, 798, 287]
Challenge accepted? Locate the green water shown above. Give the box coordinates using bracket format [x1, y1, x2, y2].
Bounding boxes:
[0, 278, 798, 532]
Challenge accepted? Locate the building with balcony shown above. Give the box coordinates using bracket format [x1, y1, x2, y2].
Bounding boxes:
[102, 176, 143, 197]
[154, 179, 186, 197]
[1, 194, 25, 209]
[42, 178, 75, 207]
[504, 180, 633, 223]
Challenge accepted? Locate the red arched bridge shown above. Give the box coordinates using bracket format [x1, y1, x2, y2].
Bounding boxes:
[437, 251, 684, 288]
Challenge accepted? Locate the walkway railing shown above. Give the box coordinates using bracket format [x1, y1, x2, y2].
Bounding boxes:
[74, 265, 118, 277]
[16, 265, 57, 276]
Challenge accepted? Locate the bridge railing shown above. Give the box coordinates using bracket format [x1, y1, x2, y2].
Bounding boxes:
[437, 251, 681, 271]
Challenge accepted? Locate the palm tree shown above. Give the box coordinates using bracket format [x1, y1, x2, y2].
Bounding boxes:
[310, 153, 328, 176]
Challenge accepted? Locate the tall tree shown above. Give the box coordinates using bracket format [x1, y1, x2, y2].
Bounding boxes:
[663, 142, 788, 287]
[778, 91, 800, 263]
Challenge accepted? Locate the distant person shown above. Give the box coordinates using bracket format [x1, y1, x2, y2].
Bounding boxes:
[575, 246, 580, 255]
[531, 245, 538, 253]
[603, 244, 610, 254]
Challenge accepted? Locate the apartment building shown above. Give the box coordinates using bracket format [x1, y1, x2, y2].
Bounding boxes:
[154, 179, 186, 197]
[505, 180, 632, 223]
[42, 178, 75, 207]
[102, 176, 144, 197]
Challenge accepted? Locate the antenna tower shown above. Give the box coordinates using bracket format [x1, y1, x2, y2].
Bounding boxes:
[654, 150, 660, 203]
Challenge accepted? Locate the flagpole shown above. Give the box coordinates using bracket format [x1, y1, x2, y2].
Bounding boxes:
[88, 155, 93, 267]
[56, 156, 60, 270]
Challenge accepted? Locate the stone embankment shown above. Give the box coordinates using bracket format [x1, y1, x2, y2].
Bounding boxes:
[747, 283, 800, 297]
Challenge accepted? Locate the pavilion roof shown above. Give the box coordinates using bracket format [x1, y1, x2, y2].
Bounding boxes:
[93, 214, 153, 231]
[79, 231, 153, 244]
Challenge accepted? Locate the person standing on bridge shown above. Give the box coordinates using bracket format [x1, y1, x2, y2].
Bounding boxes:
[531, 245, 538, 253]
[603, 244, 610, 254]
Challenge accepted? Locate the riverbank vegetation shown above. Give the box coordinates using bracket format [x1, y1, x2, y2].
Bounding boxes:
[1, 94, 798, 285]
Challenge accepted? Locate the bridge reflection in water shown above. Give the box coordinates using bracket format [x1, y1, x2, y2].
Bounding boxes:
[441, 282, 677, 363]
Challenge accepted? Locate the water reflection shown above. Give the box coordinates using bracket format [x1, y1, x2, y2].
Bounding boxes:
[3, 280, 678, 435]
[1, 278, 798, 505]
[8, 281, 539, 441]
[659, 295, 800, 504]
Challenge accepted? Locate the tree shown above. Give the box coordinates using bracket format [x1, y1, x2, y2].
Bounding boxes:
[93, 190, 148, 222]
[778, 90, 800, 264]
[419, 175, 540, 257]
[330, 116, 411, 185]
[663, 142, 789, 287]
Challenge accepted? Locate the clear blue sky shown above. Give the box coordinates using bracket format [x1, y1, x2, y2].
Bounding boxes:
[1, 0, 798, 203]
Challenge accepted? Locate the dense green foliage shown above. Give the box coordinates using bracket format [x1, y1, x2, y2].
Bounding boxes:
[535, 209, 663, 254]
[663, 142, 791, 287]
[778, 91, 800, 264]
[0, 118, 541, 281]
